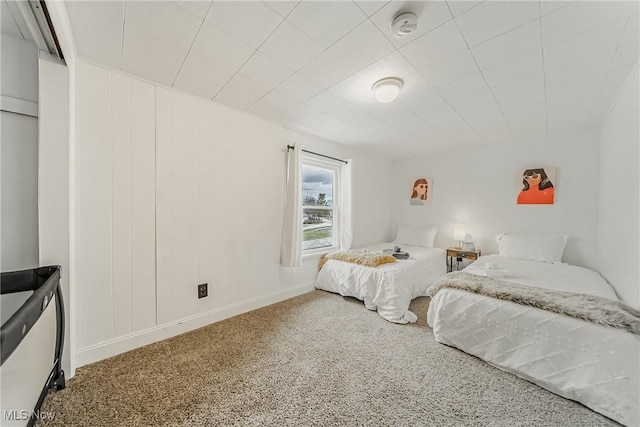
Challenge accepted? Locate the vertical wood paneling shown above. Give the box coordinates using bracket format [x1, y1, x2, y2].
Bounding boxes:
[111, 73, 132, 337]
[197, 104, 232, 311]
[130, 79, 157, 331]
[171, 92, 199, 320]
[226, 116, 255, 301]
[77, 61, 113, 347]
[155, 87, 173, 325]
[197, 102, 214, 313]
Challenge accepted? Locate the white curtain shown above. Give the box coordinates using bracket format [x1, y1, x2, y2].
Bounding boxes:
[340, 159, 353, 250]
[281, 143, 302, 267]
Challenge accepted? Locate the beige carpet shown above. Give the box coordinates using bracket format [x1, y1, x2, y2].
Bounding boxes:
[39, 291, 618, 426]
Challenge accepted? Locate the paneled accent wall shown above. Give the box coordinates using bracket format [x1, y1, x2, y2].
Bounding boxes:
[76, 61, 363, 352]
[77, 62, 157, 347]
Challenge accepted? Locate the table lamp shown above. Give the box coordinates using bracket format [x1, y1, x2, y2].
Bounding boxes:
[454, 224, 465, 249]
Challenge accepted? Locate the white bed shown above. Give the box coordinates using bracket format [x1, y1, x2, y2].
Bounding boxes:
[427, 255, 640, 426]
[315, 243, 446, 324]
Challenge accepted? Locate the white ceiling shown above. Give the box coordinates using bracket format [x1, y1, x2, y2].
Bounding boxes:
[64, 0, 639, 158]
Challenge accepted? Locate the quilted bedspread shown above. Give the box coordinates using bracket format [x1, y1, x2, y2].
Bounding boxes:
[427, 255, 640, 426]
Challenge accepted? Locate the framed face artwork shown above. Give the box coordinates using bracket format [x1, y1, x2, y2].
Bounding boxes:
[517, 168, 556, 205]
[410, 177, 432, 206]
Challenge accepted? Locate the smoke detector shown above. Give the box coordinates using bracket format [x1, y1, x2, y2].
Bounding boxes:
[391, 12, 418, 37]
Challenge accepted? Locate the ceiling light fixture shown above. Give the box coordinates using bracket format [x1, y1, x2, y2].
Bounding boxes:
[391, 12, 418, 37]
[372, 77, 403, 103]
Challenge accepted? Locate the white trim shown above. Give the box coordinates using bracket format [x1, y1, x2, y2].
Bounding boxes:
[301, 155, 341, 253]
[1, 95, 38, 117]
[15, 0, 49, 51]
[302, 246, 339, 258]
[43, 0, 78, 380]
[75, 283, 314, 367]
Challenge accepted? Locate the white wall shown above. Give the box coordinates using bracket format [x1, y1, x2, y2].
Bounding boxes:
[391, 128, 602, 269]
[1, 33, 39, 271]
[598, 66, 639, 308]
[74, 61, 392, 365]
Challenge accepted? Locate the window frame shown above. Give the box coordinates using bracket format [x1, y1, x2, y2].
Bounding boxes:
[301, 154, 342, 256]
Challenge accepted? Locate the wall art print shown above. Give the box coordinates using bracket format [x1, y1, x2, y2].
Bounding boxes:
[517, 168, 556, 205]
[410, 177, 432, 206]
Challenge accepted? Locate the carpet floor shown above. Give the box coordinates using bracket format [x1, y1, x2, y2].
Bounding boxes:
[39, 291, 618, 426]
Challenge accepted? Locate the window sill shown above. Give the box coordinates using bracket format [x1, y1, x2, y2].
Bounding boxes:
[302, 246, 339, 260]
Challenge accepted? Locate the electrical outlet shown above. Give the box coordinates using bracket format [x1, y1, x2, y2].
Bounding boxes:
[197, 283, 208, 299]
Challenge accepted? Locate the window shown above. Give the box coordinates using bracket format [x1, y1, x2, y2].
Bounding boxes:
[301, 156, 341, 253]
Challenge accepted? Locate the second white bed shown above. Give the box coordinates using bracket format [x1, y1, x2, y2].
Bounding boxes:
[316, 243, 445, 324]
[427, 255, 640, 426]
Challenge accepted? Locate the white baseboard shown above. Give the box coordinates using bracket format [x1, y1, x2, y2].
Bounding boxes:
[76, 283, 315, 368]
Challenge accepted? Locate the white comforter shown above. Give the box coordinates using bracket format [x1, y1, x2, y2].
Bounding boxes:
[315, 243, 446, 324]
[427, 255, 640, 426]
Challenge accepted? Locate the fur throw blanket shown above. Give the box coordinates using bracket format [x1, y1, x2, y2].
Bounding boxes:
[427, 272, 640, 334]
[319, 249, 396, 270]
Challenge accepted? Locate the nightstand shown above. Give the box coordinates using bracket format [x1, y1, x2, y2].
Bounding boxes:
[446, 248, 481, 273]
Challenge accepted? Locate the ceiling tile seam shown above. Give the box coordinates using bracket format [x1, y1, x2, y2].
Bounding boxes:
[402, 107, 450, 142]
[465, 14, 542, 50]
[486, 69, 545, 91]
[245, 12, 396, 114]
[539, 3, 549, 134]
[456, 6, 516, 138]
[120, 1, 127, 70]
[403, 70, 477, 139]
[539, 1, 573, 18]
[542, 13, 634, 51]
[600, 61, 639, 120]
[348, 106, 436, 143]
[481, 85, 516, 138]
[448, 0, 486, 19]
[583, 14, 634, 127]
[409, 2, 488, 137]
[263, 0, 297, 18]
[169, 1, 215, 87]
[210, 1, 303, 102]
[473, 48, 542, 74]
[337, 105, 395, 133]
[122, 5, 201, 61]
[352, 0, 389, 19]
[416, 65, 473, 92]
[171, 1, 209, 20]
[470, 19, 544, 73]
[296, 116, 348, 140]
[250, 1, 459, 116]
[285, 9, 370, 52]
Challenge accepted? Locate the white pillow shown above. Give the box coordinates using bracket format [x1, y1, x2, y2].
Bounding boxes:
[395, 226, 438, 248]
[495, 232, 568, 263]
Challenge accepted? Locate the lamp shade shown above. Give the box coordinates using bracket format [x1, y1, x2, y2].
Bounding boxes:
[454, 224, 466, 241]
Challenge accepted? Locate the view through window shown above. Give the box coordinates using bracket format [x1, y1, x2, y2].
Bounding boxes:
[302, 161, 338, 251]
